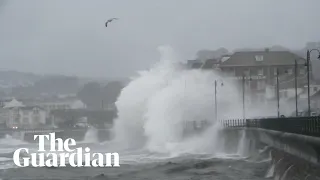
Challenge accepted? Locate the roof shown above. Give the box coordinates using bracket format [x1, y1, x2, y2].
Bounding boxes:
[7, 105, 44, 111]
[201, 59, 220, 69]
[220, 51, 305, 67]
[3, 98, 25, 108]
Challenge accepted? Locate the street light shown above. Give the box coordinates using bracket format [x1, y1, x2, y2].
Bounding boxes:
[214, 80, 223, 121]
[292, 58, 308, 117]
[276, 68, 280, 117]
[306, 49, 320, 116]
[276, 66, 295, 118]
[242, 74, 252, 119]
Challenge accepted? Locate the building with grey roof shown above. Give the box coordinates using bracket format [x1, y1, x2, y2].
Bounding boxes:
[219, 49, 309, 102]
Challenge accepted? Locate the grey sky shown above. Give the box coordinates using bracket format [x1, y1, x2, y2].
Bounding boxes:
[0, 0, 320, 78]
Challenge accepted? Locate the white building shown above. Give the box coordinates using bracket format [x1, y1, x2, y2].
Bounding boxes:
[5, 106, 46, 129]
[23, 97, 87, 114]
[1, 98, 47, 128]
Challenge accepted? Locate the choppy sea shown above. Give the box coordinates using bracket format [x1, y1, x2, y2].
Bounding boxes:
[0, 132, 274, 180]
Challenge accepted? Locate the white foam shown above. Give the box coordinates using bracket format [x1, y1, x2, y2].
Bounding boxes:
[0, 157, 11, 161]
[265, 163, 275, 178]
[0, 134, 28, 146]
[81, 127, 99, 143]
[112, 45, 244, 158]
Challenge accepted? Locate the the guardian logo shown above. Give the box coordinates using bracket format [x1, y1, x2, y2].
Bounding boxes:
[13, 133, 120, 167]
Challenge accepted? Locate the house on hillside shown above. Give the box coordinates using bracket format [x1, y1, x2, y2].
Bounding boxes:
[0, 98, 24, 126]
[5, 106, 46, 129]
[219, 49, 308, 103]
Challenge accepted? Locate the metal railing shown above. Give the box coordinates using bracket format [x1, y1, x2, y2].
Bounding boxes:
[221, 116, 320, 137]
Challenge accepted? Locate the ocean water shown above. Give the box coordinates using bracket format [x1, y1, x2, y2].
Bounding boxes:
[0, 46, 276, 180]
[0, 134, 272, 180]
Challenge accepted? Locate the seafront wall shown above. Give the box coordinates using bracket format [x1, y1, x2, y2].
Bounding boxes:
[221, 127, 320, 179]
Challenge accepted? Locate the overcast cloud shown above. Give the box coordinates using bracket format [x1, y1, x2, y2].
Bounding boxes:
[0, 0, 320, 78]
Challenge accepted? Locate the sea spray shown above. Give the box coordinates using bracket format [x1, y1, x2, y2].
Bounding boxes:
[237, 130, 249, 157]
[82, 127, 98, 143]
[112, 46, 182, 149]
[143, 69, 236, 153]
[112, 45, 245, 156]
[0, 135, 28, 146]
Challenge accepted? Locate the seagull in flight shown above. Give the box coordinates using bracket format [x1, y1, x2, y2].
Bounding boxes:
[105, 18, 119, 27]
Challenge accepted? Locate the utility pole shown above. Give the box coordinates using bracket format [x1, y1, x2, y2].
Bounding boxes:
[306, 49, 320, 116]
[306, 50, 311, 116]
[242, 74, 245, 119]
[294, 60, 298, 117]
[215, 80, 217, 120]
[276, 68, 280, 118]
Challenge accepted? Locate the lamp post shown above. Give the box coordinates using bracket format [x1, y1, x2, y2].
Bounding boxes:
[306, 49, 320, 116]
[242, 74, 245, 119]
[214, 80, 223, 120]
[294, 60, 298, 117]
[215, 80, 217, 120]
[293, 58, 308, 117]
[242, 74, 251, 119]
[276, 63, 299, 117]
[276, 68, 280, 118]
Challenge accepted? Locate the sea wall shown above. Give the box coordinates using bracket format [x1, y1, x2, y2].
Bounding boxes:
[221, 127, 320, 179]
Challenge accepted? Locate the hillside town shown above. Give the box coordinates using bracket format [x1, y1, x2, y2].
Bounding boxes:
[1, 46, 320, 129]
[0, 78, 122, 130]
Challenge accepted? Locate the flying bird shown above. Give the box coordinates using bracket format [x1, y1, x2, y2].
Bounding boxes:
[105, 18, 118, 27]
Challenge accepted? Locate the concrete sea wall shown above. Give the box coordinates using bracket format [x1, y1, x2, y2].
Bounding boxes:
[221, 127, 320, 179]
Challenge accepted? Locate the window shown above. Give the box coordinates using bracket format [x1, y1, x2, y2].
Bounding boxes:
[33, 108, 39, 114]
[255, 55, 263, 61]
[287, 69, 293, 75]
[257, 68, 263, 76]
